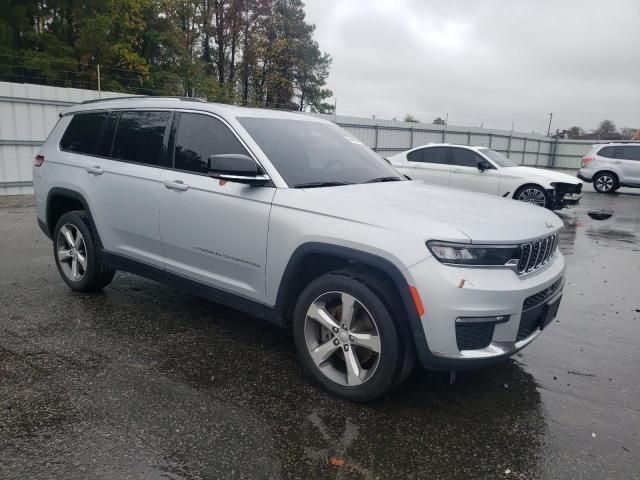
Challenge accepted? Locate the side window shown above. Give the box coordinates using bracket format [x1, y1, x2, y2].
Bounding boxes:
[450, 148, 482, 168]
[97, 111, 120, 157]
[422, 147, 449, 165]
[60, 111, 109, 154]
[406, 149, 424, 163]
[111, 111, 170, 166]
[598, 146, 616, 158]
[619, 146, 640, 161]
[173, 113, 250, 174]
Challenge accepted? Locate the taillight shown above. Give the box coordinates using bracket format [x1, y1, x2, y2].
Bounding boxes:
[34, 154, 45, 167]
[581, 155, 593, 168]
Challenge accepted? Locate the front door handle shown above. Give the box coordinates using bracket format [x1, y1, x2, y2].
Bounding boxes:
[163, 180, 189, 191]
[614, 161, 622, 164]
[452, 169, 464, 173]
[86, 165, 104, 175]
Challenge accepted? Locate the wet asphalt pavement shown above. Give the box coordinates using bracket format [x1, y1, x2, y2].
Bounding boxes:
[0, 191, 639, 480]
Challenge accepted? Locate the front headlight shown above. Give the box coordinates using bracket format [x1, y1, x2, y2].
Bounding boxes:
[426, 241, 520, 267]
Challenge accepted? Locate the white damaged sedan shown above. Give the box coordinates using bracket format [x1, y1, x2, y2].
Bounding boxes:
[388, 144, 583, 210]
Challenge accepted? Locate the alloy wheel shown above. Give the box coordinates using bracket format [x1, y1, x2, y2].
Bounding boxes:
[518, 188, 546, 207]
[595, 175, 614, 192]
[303, 291, 381, 387]
[56, 223, 88, 282]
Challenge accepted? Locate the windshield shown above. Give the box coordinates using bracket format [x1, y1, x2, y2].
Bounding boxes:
[479, 148, 517, 167]
[237, 117, 403, 187]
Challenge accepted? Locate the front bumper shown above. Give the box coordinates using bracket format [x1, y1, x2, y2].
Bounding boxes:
[548, 183, 583, 210]
[404, 251, 566, 370]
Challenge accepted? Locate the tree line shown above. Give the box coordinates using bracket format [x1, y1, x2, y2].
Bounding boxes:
[561, 120, 638, 140]
[0, 0, 333, 112]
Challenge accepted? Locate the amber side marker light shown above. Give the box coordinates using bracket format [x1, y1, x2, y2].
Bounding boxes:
[409, 285, 425, 317]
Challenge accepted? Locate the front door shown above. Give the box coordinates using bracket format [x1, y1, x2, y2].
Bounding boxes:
[158, 112, 275, 302]
[448, 147, 500, 195]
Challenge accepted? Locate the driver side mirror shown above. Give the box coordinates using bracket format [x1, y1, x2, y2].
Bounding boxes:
[477, 160, 491, 172]
[207, 154, 269, 185]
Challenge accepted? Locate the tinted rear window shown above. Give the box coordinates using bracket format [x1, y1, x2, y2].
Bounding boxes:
[598, 146, 616, 158]
[60, 112, 109, 154]
[407, 149, 423, 162]
[111, 111, 170, 166]
[407, 147, 449, 164]
[423, 147, 449, 165]
[97, 111, 120, 157]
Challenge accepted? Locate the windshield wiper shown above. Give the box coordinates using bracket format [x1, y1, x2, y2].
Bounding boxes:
[293, 181, 353, 188]
[364, 176, 403, 183]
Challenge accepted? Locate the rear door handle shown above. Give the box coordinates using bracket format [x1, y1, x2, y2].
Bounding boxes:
[614, 161, 622, 164]
[85, 165, 104, 175]
[163, 180, 189, 191]
[452, 169, 464, 173]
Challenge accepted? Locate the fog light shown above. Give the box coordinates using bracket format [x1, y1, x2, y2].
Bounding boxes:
[455, 315, 510, 324]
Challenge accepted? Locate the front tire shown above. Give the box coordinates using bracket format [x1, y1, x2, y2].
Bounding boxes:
[593, 172, 618, 193]
[53, 211, 116, 292]
[293, 271, 406, 401]
[515, 185, 547, 208]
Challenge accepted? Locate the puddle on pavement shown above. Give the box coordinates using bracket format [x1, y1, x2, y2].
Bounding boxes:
[587, 211, 613, 221]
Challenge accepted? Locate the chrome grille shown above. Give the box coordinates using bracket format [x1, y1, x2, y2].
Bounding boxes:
[517, 233, 558, 275]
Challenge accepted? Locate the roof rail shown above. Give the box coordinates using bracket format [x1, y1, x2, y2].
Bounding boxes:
[80, 95, 207, 105]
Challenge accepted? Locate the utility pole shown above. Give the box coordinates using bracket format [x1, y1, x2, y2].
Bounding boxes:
[546, 112, 553, 136]
[97, 64, 101, 97]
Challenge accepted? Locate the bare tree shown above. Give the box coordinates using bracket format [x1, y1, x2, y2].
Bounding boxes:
[596, 119, 617, 138]
[620, 127, 637, 140]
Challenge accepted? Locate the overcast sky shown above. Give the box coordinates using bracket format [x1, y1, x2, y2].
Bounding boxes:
[304, 0, 640, 134]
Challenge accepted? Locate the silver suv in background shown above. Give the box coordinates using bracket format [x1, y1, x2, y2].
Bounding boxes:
[34, 97, 566, 401]
[578, 143, 640, 193]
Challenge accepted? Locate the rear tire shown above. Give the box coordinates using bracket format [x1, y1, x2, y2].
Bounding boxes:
[593, 172, 618, 193]
[293, 270, 409, 401]
[53, 211, 116, 292]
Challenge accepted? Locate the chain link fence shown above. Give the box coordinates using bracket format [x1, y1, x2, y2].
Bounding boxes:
[1, 80, 634, 195]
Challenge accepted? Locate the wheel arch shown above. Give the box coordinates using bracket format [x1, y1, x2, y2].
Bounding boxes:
[512, 182, 548, 199]
[274, 243, 424, 337]
[46, 187, 103, 247]
[593, 170, 619, 181]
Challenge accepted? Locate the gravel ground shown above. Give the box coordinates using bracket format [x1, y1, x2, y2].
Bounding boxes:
[0, 191, 639, 479]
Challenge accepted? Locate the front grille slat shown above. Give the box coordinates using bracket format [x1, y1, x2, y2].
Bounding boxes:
[538, 238, 548, 268]
[517, 232, 558, 275]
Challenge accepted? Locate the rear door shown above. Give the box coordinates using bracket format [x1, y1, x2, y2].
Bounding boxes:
[448, 147, 500, 195]
[615, 145, 640, 185]
[404, 147, 451, 186]
[158, 111, 274, 302]
[75, 110, 170, 268]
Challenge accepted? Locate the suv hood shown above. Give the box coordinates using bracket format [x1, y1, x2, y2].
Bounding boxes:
[503, 166, 581, 185]
[294, 181, 563, 244]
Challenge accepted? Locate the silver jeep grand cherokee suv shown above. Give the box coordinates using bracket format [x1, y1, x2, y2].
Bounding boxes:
[33, 97, 566, 401]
